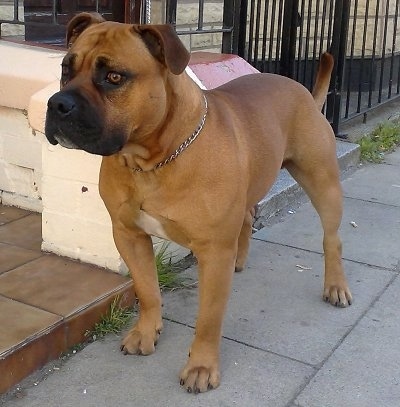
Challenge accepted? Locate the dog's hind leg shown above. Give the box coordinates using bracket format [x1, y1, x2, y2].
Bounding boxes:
[235, 208, 255, 272]
[285, 141, 352, 307]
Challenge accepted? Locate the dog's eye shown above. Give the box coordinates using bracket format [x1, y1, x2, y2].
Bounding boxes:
[61, 64, 70, 86]
[106, 72, 123, 85]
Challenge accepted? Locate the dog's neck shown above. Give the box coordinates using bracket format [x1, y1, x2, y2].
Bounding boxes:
[117, 72, 206, 172]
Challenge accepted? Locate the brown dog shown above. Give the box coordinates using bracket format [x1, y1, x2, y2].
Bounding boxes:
[45, 12, 352, 393]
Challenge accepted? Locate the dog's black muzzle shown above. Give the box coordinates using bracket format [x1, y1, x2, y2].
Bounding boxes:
[45, 90, 125, 156]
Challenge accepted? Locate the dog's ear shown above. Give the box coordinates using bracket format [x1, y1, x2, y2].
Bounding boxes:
[67, 12, 105, 48]
[134, 25, 190, 75]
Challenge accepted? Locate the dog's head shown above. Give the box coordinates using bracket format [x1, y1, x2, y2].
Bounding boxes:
[45, 12, 190, 156]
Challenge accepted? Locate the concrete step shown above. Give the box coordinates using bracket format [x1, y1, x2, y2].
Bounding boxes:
[254, 140, 360, 229]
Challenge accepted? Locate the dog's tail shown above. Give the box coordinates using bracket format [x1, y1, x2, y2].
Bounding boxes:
[312, 52, 334, 111]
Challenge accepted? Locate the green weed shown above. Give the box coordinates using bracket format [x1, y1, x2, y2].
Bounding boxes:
[85, 296, 134, 340]
[155, 241, 191, 290]
[359, 119, 400, 163]
[85, 243, 192, 342]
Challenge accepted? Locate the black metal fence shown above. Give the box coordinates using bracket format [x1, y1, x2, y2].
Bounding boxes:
[0, 0, 234, 47]
[236, 0, 400, 133]
[0, 1, 140, 46]
[0, 0, 399, 133]
[165, 0, 235, 52]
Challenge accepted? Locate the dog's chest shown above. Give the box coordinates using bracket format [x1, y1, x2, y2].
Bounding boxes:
[135, 210, 169, 240]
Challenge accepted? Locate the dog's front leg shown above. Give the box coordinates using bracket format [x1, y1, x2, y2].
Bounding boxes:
[180, 245, 236, 393]
[113, 226, 163, 355]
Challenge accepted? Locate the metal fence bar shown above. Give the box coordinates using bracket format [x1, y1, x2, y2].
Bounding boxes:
[267, 0, 278, 72]
[222, 0, 237, 54]
[310, 0, 320, 83]
[318, 0, 327, 59]
[378, 0, 390, 103]
[252, 0, 262, 66]
[13, 0, 18, 21]
[247, 0, 256, 62]
[260, 0, 270, 72]
[344, 0, 358, 119]
[295, 0, 305, 81]
[274, 0, 284, 73]
[198, 0, 205, 30]
[368, 0, 380, 108]
[165, 0, 177, 26]
[398, 0, 400, 95]
[51, 1, 57, 24]
[237, 0, 248, 56]
[302, 0, 313, 84]
[280, 0, 299, 78]
[389, 0, 400, 98]
[1, 0, 399, 131]
[331, 0, 351, 134]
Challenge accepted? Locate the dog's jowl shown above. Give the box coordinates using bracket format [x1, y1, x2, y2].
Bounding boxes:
[45, 12, 352, 394]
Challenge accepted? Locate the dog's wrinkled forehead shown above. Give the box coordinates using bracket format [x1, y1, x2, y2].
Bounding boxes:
[66, 22, 149, 70]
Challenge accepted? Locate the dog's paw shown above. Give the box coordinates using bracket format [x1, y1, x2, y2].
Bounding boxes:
[323, 285, 352, 307]
[179, 356, 220, 393]
[120, 323, 162, 356]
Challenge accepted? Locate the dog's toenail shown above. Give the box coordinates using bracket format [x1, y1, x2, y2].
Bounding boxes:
[187, 387, 192, 393]
[180, 379, 185, 386]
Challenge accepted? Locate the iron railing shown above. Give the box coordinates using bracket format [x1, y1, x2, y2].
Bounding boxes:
[164, 0, 235, 53]
[0, 0, 235, 50]
[343, 0, 400, 123]
[236, 0, 400, 133]
[1, 0, 399, 133]
[0, 1, 141, 46]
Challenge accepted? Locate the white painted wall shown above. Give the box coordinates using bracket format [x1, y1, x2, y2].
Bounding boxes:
[0, 40, 254, 272]
[0, 41, 191, 272]
[0, 106, 42, 211]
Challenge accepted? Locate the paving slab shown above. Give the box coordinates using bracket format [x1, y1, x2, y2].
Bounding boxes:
[384, 148, 400, 165]
[253, 197, 400, 270]
[296, 274, 400, 407]
[163, 240, 395, 365]
[0, 213, 42, 251]
[342, 164, 400, 207]
[5, 321, 314, 407]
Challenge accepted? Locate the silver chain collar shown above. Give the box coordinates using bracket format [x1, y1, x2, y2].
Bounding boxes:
[133, 94, 208, 172]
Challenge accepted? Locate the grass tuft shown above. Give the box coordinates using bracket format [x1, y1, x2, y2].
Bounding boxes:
[155, 241, 190, 290]
[359, 119, 400, 163]
[85, 243, 193, 342]
[85, 296, 134, 341]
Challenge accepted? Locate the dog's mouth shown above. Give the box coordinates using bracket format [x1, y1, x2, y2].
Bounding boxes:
[50, 129, 80, 150]
[46, 126, 125, 156]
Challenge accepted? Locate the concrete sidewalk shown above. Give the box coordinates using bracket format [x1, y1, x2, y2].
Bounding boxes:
[3, 149, 400, 407]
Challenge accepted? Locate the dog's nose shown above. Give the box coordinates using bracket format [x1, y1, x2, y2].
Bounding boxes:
[47, 93, 76, 117]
